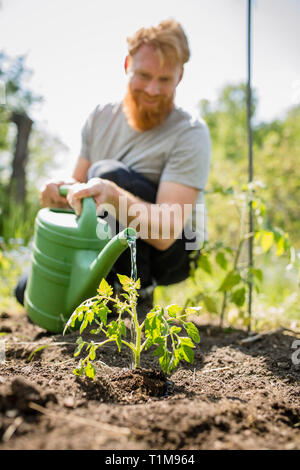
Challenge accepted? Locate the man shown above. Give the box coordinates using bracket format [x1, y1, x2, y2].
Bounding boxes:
[16, 19, 211, 305]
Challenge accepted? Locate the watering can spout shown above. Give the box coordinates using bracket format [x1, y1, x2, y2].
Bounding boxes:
[66, 227, 136, 313]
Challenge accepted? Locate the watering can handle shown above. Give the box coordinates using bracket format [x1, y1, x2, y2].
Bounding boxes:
[58, 184, 98, 237]
[58, 185, 70, 197]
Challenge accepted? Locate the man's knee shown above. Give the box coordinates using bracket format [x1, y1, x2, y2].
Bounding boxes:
[14, 272, 29, 306]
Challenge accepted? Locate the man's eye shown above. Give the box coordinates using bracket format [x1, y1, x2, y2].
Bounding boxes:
[139, 73, 150, 80]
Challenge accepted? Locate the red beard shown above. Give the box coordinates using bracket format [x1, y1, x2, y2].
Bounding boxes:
[122, 85, 174, 131]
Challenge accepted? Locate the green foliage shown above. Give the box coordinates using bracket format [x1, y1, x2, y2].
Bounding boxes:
[64, 276, 202, 378]
[0, 245, 29, 312]
[0, 191, 40, 245]
[186, 180, 297, 328]
[0, 51, 43, 114]
[200, 83, 300, 249]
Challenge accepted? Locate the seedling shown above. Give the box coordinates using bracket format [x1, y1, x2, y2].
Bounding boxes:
[63, 275, 201, 379]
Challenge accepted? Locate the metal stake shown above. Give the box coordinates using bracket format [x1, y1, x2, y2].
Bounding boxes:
[247, 0, 254, 333]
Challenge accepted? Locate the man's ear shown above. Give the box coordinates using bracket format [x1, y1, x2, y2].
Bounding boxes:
[124, 56, 129, 74]
[177, 66, 184, 85]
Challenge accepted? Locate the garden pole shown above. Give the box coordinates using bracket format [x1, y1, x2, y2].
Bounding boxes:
[247, 0, 254, 333]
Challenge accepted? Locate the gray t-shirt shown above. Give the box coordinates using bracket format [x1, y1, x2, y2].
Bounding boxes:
[80, 102, 211, 248]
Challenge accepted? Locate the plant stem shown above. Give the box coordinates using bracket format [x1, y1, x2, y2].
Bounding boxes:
[220, 291, 228, 328]
[219, 238, 245, 328]
[129, 290, 141, 369]
[134, 324, 142, 368]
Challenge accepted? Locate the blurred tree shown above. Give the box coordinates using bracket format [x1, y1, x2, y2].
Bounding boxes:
[0, 51, 67, 243]
[0, 51, 42, 203]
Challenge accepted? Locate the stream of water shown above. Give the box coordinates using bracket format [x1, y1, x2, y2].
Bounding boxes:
[126, 234, 137, 282]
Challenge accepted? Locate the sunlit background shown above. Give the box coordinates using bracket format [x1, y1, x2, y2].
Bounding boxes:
[1, 0, 299, 178]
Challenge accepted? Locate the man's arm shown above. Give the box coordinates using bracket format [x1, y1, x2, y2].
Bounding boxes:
[72, 157, 91, 182]
[67, 178, 198, 251]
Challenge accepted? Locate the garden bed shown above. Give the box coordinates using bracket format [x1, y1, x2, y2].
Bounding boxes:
[0, 305, 300, 450]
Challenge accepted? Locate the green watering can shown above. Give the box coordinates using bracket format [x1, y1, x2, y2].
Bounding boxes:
[24, 185, 136, 333]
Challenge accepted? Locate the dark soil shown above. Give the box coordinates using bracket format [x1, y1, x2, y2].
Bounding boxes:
[0, 304, 300, 450]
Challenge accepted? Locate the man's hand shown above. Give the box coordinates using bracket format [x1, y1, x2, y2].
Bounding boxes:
[40, 179, 76, 208]
[66, 178, 115, 215]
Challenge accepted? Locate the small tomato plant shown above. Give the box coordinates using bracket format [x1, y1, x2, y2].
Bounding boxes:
[63, 274, 201, 379]
[186, 180, 296, 329]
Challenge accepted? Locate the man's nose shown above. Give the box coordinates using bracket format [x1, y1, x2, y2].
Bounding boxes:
[145, 80, 160, 96]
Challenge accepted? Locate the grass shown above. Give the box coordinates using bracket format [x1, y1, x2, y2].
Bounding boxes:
[0, 243, 31, 313]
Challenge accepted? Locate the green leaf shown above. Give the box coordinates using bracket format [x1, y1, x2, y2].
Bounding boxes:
[117, 274, 131, 286]
[272, 227, 284, 242]
[180, 336, 195, 349]
[90, 327, 102, 335]
[71, 305, 88, 328]
[116, 334, 122, 352]
[216, 251, 228, 270]
[231, 287, 246, 307]
[117, 273, 140, 292]
[97, 278, 113, 297]
[184, 322, 200, 343]
[74, 338, 85, 357]
[73, 360, 84, 376]
[202, 294, 219, 314]
[79, 320, 87, 335]
[198, 254, 212, 275]
[168, 355, 180, 373]
[152, 343, 165, 357]
[250, 268, 263, 283]
[107, 321, 118, 337]
[79, 310, 93, 334]
[184, 306, 202, 317]
[159, 351, 171, 373]
[180, 345, 194, 364]
[218, 270, 241, 292]
[89, 344, 96, 360]
[68, 308, 81, 329]
[170, 326, 182, 334]
[260, 231, 274, 253]
[145, 313, 163, 343]
[96, 305, 109, 325]
[73, 367, 84, 376]
[77, 311, 85, 323]
[166, 304, 182, 318]
[273, 231, 290, 257]
[120, 320, 127, 337]
[275, 236, 285, 256]
[84, 362, 96, 380]
[86, 309, 94, 324]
